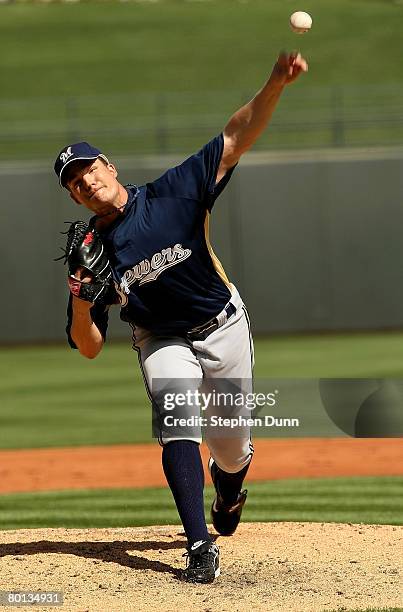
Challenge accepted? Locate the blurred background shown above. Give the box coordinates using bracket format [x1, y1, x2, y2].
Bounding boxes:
[1, 0, 403, 448]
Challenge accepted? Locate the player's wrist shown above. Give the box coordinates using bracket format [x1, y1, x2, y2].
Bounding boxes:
[268, 66, 288, 88]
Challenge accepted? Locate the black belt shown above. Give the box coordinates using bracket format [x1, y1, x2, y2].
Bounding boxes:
[186, 302, 236, 342]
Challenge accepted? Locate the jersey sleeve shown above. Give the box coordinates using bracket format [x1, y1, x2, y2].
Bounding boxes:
[66, 295, 110, 349]
[147, 133, 237, 211]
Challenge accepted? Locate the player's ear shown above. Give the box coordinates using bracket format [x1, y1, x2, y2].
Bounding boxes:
[106, 163, 118, 178]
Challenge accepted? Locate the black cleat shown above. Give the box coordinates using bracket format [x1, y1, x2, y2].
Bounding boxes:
[182, 540, 220, 583]
[209, 458, 248, 536]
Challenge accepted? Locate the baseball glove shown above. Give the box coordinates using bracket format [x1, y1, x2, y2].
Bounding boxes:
[56, 220, 118, 305]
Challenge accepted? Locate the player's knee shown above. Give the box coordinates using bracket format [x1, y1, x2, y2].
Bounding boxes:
[210, 446, 253, 474]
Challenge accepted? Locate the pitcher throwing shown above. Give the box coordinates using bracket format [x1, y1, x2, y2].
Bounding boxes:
[54, 51, 308, 583]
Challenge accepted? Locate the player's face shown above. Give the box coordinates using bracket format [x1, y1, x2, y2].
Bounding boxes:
[66, 158, 122, 215]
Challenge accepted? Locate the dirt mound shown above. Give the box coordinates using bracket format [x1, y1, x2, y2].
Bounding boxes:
[0, 522, 401, 612]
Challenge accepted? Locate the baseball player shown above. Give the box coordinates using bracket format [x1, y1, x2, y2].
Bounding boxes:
[54, 51, 307, 583]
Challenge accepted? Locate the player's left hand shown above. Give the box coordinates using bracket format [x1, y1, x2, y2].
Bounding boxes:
[73, 266, 94, 284]
[272, 51, 308, 85]
[56, 220, 118, 306]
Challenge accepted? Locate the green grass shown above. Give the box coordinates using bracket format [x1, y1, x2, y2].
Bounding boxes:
[1, 332, 403, 448]
[2, 0, 402, 97]
[256, 333, 403, 378]
[0, 477, 401, 530]
[0, 0, 403, 158]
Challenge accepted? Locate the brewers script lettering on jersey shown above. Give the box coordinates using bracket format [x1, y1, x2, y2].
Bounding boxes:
[116, 243, 192, 303]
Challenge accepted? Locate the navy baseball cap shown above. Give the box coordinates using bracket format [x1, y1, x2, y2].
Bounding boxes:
[54, 142, 109, 187]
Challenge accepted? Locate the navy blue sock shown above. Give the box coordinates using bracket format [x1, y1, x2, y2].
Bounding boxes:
[162, 440, 211, 547]
[215, 460, 251, 505]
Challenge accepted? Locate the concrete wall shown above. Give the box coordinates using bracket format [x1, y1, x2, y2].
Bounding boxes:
[1, 147, 403, 343]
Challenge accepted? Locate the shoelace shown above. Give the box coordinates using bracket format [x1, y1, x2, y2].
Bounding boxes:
[182, 549, 213, 569]
[182, 544, 217, 568]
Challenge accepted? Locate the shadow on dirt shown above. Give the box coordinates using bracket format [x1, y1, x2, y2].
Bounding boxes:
[0, 539, 188, 578]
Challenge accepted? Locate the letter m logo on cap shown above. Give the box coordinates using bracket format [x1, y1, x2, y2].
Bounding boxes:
[60, 146, 73, 164]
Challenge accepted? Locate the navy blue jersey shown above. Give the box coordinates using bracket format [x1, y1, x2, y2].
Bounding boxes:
[67, 134, 236, 345]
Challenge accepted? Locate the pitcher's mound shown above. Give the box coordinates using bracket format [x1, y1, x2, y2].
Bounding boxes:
[0, 522, 401, 612]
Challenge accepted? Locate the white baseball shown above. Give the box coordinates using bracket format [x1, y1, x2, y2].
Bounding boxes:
[290, 11, 312, 34]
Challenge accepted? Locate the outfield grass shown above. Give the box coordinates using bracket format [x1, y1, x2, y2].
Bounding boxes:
[0, 0, 403, 158]
[2, 0, 402, 98]
[0, 477, 401, 530]
[1, 333, 403, 449]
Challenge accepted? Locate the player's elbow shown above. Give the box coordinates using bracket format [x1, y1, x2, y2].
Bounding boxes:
[78, 340, 103, 359]
[72, 334, 103, 359]
[80, 347, 100, 360]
